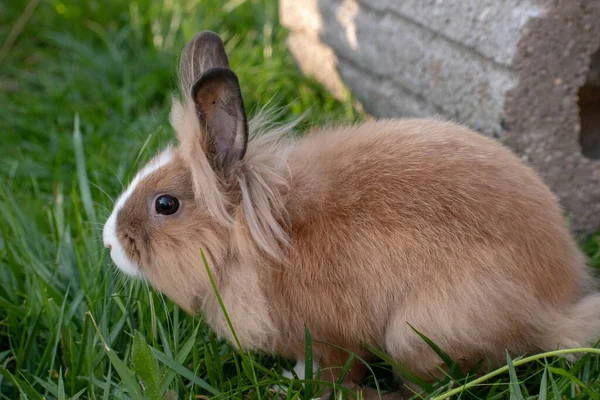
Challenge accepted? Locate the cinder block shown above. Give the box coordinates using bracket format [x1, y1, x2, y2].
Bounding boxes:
[280, 0, 600, 233]
[363, 0, 543, 67]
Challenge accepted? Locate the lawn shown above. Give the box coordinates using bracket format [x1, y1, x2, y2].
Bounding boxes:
[1, 0, 599, 399]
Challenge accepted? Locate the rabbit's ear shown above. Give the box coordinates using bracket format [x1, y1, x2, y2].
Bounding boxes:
[192, 67, 248, 172]
[180, 31, 230, 92]
[178, 31, 248, 173]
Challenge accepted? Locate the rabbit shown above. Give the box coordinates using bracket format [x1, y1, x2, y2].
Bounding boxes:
[102, 31, 600, 398]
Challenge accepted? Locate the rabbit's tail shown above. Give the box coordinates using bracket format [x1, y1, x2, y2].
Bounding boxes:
[542, 293, 600, 355]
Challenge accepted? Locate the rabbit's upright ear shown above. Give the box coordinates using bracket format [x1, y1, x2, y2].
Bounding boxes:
[180, 31, 248, 173]
[180, 31, 231, 90]
[192, 68, 248, 171]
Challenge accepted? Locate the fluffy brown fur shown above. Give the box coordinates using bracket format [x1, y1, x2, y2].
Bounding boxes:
[104, 32, 600, 398]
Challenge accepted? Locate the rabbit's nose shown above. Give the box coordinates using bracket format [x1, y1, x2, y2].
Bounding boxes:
[104, 242, 112, 249]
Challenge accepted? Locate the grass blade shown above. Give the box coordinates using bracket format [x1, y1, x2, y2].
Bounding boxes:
[408, 323, 465, 380]
[304, 326, 314, 400]
[102, 363, 112, 400]
[132, 331, 162, 400]
[506, 352, 525, 400]
[0, 367, 42, 400]
[201, 249, 243, 352]
[548, 368, 563, 400]
[88, 312, 144, 400]
[57, 368, 66, 400]
[68, 388, 87, 400]
[549, 367, 598, 399]
[364, 344, 433, 393]
[72, 113, 96, 223]
[538, 367, 548, 400]
[158, 323, 202, 394]
[151, 347, 219, 395]
[202, 248, 261, 398]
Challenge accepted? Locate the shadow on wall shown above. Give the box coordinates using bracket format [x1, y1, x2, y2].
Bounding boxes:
[579, 48, 600, 160]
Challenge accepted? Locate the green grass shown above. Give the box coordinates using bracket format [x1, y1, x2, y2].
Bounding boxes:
[1, 0, 599, 399]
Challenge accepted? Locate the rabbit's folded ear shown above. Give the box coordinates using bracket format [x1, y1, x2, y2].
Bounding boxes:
[180, 31, 230, 91]
[192, 67, 248, 171]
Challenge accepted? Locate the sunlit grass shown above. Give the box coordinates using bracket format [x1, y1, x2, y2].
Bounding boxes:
[1, 0, 599, 399]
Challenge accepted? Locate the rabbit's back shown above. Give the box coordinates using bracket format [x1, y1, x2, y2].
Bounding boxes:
[283, 118, 582, 298]
[267, 118, 587, 371]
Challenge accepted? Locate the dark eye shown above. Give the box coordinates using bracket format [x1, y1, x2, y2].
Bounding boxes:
[155, 195, 180, 215]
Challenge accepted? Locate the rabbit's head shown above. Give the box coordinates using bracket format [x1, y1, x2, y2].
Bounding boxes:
[102, 32, 256, 313]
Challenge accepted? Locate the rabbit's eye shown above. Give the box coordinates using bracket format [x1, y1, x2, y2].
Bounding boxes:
[155, 195, 180, 215]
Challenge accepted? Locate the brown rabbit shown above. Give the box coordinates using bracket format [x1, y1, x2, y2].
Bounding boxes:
[102, 31, 600, 398]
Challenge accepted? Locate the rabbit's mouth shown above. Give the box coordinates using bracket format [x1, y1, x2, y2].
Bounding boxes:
[121, 232, 142, 264]
[110, 241, 140, 277]
[102, 210, 141, 277]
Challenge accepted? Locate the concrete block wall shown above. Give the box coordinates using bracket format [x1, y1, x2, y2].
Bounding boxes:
[281, 0, 600, 233]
